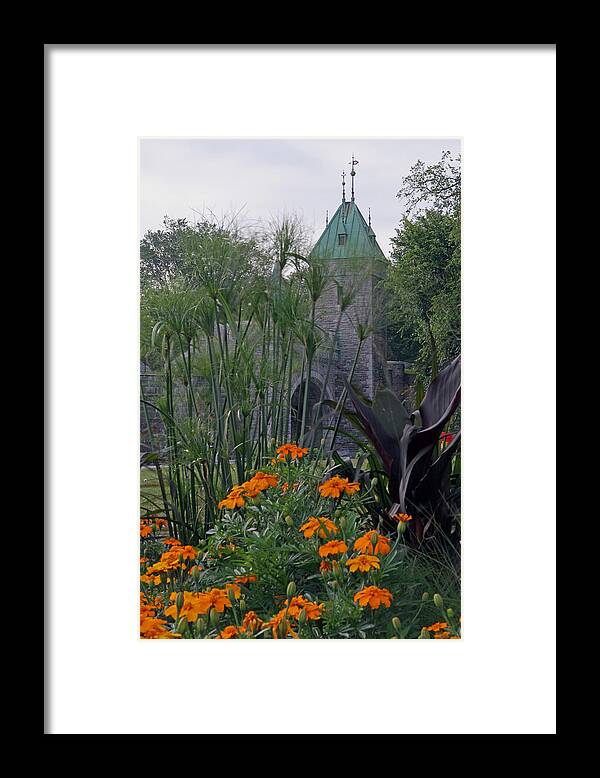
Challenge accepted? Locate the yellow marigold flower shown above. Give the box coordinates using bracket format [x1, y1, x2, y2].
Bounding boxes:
[353, 586, 393, 609]
[275, 443, 309, 461]
[299, 516, 338, 539]
[345, 554, 381, 573]
[393, 512, 413, 523]
[234, 574, 257, 585]
[318, 476, 360, 499]
[318, 540, 348, 558]
[354, 531, 391, 556]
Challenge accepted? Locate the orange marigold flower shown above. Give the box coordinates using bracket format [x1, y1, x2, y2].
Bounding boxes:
[234, 574, 257, 585]
[217, 485, 246, 510]
[265, 610, 299, 639]
[299, 516, 338, 539]
[426, 621, 449, 632]
[163, 537, 182, 546]
[223, 582, 241, 600]
[140, 617, 181, 639]
[275, 443, 309, 461]
[318, 540, 348, 558]
[319, 560, 331, 573]
[218, 625, 241, 639]
[354, 531, 391, 556]
[155, 518, 168, 529]
[140, 556, 149, 565]
[140, 573, 162, 586]
[164, 591, 210, 623]
[353, 586, 393, 609]
[433, 631, 452, 639]
[245, 471, 278, 494]
[281, 481, 300, 493]
[393, 512, 413, 523]
[282, 595, 324, 621]
[345, 554, 381, 573]
[318, 476, 360, 499]
[175, 545, 197, 561]
[241, 610, 264, 635]
[140, 524, 153, 538]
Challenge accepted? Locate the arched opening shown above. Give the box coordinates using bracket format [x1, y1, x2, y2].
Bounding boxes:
[290, 379, 324, 444]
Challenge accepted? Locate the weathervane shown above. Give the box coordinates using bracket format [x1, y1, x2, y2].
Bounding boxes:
[349, 154, 359, 201]
[341, 170, 346, 202]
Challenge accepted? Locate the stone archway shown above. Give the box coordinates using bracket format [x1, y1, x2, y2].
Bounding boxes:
[290, 377, 327, 445]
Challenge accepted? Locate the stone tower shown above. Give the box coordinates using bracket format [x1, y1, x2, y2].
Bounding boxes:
[290, 164, 401, 455]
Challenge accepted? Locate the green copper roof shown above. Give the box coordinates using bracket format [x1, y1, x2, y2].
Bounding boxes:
[309, 200, 386, 261]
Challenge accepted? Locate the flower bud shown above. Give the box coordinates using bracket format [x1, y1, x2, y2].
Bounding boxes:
[239, 598, 247, 612]
[176, 617, 188, 635]
[176, 591, 184, 613]
[447, 608, 454, 618]
[433, 593, 444, 609]
[419, 627, 430, 639]
[421, 591, 430, 601]
[370, 531, 378, 548]
[339, 515, 347, 532]
[397, 520, 407, 535]
[192, 566, 200, 582]
[286, 581, 296, 598]
[228, 587, 238, 607]
[277, 619, 289, 639]
[391, 617, 402, 635]
[209, 607, 220, 628]
[298, 609, 307, 626]
[284, 515, 294, 528]
[371, 477, 378, 489]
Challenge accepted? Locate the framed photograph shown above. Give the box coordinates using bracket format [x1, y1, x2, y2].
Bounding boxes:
[46, 44, 556, 735]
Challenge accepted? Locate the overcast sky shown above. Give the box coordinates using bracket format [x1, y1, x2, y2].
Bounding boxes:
[140, 138, 461, 258]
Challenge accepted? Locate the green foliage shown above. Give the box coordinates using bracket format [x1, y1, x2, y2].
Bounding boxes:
[385, 151, 461, 381]
[140, 451, 460, 639]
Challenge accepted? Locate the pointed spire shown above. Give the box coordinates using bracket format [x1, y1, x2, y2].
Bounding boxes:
[349, 154, 359, 201]
[341, 171, 346, 203]
[325, 209, 329, 226]
[368, 207, 371, 227]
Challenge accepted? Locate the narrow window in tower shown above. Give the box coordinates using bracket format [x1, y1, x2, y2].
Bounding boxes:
[338, 234, 346, 246]
[336, 284, 343, 306]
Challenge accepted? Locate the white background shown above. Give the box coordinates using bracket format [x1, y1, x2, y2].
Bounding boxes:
[47, 45, 556, 735]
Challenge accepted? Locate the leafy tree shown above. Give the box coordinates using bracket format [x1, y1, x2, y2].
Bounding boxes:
[385, 151, 461, 379]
